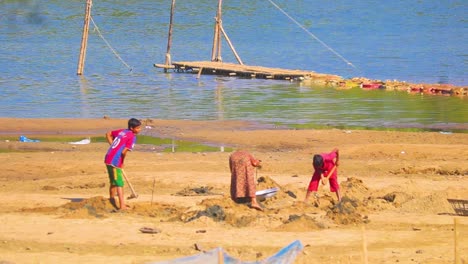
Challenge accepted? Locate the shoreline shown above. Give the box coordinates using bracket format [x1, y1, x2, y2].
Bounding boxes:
[1, 118, 467, 152]
[0, 117, 467, 136]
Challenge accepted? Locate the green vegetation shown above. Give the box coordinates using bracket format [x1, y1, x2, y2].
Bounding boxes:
[287, 123, 467, 133]
[0, 135, 232, 153]
[95, 135, 231, 153]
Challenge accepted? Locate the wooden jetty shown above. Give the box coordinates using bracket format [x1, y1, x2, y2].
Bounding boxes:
[152, 0, 467, 96]
[153, 0, 341, 84]
[154, 61, 342, 83]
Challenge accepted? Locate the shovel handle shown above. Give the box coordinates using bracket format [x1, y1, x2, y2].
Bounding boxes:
[122, 169, 138, 199]
[321, 165, 337, 185]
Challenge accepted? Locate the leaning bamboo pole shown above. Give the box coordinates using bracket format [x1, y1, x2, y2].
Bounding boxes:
[219, 22, 243, 65]
[77, 0, 92, 75]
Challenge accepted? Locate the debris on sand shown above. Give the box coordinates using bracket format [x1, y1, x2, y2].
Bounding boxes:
[273, 214, 327, 232]
[187, 205, 226, 222]
[139, 227, 162, 234]
[41, 185, 59, 191]
[174, 186, 220, 196]
[382, 192, 414, 206]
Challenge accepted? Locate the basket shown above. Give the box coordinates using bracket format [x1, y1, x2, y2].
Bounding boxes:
[447, 199, 468, 216]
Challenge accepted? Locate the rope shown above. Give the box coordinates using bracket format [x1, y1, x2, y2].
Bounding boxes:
[90, 16, 133, 72]
[267, 0, 357, 70]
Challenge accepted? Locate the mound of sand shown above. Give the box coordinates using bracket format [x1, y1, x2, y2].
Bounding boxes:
[340, 177, 369, 201]
[59, 196, 115, 219]
[399, 192, 455, 215]
[326, 197, 369, 225]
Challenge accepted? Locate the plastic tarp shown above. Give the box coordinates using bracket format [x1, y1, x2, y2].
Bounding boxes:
[149, 240, 303, 264]
[69, 138, 91, 145]
[19, 136, 40, 142]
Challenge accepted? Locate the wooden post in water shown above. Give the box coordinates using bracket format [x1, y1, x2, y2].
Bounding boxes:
[77, 0, 92, 75]
[164, 0, 176, 72]
[211, 0, 223, 62]
[210, 0, 242, 65]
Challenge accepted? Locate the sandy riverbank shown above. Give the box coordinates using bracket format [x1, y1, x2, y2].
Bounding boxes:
[0, 118, 467, 263]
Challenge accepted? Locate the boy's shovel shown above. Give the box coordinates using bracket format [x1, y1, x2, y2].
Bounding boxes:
[122, 169, 139, 199]
[321, 165, 337, 186]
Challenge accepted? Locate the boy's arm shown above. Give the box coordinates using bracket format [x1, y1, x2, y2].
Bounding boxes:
[106, 131, 114, 145]
[120, 148, 131, 168]
[332, 148, 339, 167]
[321, 149, 339, 183]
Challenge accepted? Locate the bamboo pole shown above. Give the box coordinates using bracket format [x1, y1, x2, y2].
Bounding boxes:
[216, 0, 222, 62]
[77, 0, 92, 75]
[210, 17, 219, 61]
[454, 218, 460, 264]
[151, 177, 156, 206]
[218, 247, 224, 264]
[219, 23, 243, 65]
[211, 0, 223, 62]
[164, 0, 176, 72]
[361, 226, 368, 264]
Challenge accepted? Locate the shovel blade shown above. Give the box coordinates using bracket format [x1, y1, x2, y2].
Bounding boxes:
[127, 194, 138, 199]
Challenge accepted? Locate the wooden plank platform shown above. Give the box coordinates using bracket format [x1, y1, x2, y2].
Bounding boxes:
[154, 61, 342, 84]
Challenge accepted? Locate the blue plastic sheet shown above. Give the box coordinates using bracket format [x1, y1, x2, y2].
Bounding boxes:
[19, 136, 40, 142]
[150, 240, 303, 264]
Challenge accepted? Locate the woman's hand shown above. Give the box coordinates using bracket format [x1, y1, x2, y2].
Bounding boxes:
[255, 159, 262, 169]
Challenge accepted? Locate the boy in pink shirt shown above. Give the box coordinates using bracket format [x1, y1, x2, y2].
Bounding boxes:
[104, 118, 142, 210]
[304, 148, 341, 205]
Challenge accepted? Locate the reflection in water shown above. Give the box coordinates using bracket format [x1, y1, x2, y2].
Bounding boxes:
[78, 76, 91, 118]
[215, 79, 225, 121]
[215, 80, 225, 152]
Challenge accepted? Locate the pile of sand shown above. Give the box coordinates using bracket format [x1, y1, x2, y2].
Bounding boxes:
[399, 192, 455, 215]
[19, 175, 457, 229]
[326, 197, 369, 225]
[340, 177, 369, 201]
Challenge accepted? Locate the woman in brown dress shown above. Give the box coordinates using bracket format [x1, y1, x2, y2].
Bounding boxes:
[229, 150, 263, 211]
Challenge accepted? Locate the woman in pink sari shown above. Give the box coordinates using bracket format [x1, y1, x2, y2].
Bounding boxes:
[229, 150, 263, 211]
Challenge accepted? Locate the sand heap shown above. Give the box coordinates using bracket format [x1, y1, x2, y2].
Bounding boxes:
[399, 192, 454, 215]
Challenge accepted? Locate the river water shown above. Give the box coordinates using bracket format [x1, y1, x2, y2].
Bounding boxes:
[1, 0, 466, 130]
